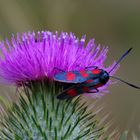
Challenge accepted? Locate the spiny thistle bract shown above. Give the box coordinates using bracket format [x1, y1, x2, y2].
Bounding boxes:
[0, 81, 105, 140]
[0, 31, 119, 139]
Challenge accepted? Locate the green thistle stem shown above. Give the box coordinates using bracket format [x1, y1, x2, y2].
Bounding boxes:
[0, 80, 105, 140]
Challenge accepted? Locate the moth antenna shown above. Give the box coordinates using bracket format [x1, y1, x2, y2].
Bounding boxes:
[110, 76, 140, 89]
[109, 48, 132, 73]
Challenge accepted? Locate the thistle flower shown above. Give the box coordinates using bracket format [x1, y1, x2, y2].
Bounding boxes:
[0, 31, 118, 97]
[0, 31, 119, 140]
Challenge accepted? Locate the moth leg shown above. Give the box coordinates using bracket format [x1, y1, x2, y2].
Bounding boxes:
[85, 66, 98, 69]
[54, 67, 65, 72]
[87, 88, 99, 93]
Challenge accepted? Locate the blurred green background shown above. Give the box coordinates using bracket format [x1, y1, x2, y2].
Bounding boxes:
[0, 0, 140, 139]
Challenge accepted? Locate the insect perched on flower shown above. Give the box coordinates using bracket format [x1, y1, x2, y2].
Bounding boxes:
[54, 48, 140, 100]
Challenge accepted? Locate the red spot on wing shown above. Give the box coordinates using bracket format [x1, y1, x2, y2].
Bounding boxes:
[80, 70, 89, 78]
[82, 86, 89, 92]
[86, 79, 93, 83]
[67, 89, 77, 97]
[92, 69, 100, 74]
[66, 72, 76, 81]
[94, 83, 103, 88]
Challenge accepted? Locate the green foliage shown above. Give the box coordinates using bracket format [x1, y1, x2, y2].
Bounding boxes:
[0, 95, 11, 109]
[120, 131, 128, 140]
[0, 81, 105, 140]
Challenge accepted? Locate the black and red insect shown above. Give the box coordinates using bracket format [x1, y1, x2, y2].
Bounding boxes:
[54, 48, 140, 100]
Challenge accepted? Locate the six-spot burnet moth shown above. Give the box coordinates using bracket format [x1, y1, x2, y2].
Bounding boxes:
[54, 48, 140, 100]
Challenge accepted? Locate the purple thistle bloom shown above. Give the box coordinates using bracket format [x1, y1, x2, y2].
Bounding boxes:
[0, 31, 119, 97]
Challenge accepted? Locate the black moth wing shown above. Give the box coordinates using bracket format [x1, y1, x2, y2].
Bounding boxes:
[54, 70, 99, 83]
